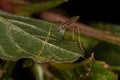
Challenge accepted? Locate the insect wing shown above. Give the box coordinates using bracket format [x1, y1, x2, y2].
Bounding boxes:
[62, 16, 80, 26]
[57, 16, 80, 31]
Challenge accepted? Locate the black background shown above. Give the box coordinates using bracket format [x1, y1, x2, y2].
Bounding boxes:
[60, 0, 120, 24]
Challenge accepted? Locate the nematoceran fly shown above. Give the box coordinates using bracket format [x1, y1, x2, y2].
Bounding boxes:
[57, 16, 85, 52]
[57, 16, 80, 32]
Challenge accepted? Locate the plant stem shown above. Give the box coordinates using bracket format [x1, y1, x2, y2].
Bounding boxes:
[40, 11, 120, 46]
[112, 66, 120, 72]
[1, 61, 16, 80]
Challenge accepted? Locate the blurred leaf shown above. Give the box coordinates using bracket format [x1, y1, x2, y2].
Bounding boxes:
[0, 11, 83, 63]
[13, 0, 68, 16]
[94, 43, 120, 66]
[91, 23, 120, 65]
[93, 42, 120, 77]
[49, 55, 118, 80]
[91, 22, 120, 37]
[91, 22, 120, 76]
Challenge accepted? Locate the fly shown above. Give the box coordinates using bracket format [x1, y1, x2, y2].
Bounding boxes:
[57, 16, 80, 32]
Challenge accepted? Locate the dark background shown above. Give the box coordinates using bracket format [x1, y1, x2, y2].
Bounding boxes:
[60, 0, 120, 24]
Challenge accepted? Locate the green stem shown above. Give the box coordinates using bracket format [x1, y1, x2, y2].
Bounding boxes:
[32, 63, 44, 80]
[112, 66, 120, 72]
[1, 61, 16, 80]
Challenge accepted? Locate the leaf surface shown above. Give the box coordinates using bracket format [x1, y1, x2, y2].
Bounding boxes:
[49, 56, 118, 80]
[0, 11, 83, 63]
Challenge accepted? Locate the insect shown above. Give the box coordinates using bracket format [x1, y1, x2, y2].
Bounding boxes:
[57, 16, 85, 52]
[57, 16, 80, 32]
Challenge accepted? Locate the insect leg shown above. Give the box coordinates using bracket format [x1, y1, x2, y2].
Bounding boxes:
[77, 26, 85, 52]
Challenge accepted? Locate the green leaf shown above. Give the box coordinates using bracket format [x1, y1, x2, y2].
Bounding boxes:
[91, 22, 120, 37]
[90, 22, 120, 76]
[91, 23, 120, 65]
[0, 11, 83, 63]
[14, 0, 68, 16]
[94, 42, 120, 66]
[87, 61, 117, 80]
[49, 55, 118, 80]
[93, 42, 120, 77]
